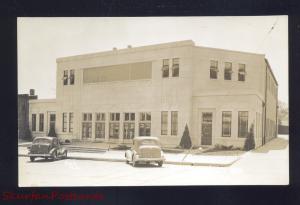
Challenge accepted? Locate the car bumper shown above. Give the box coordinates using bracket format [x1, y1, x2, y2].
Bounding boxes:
[28, 153, 52, 157]
[135, 157, 165, 162]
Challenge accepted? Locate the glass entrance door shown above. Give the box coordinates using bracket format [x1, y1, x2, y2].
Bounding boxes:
[201, 112, 213, 145]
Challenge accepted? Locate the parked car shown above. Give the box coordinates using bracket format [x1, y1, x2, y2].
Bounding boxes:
[28, 136, 68, 162]
[125, 137, 165, 167]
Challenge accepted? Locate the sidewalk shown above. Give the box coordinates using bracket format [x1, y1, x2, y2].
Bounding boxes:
[18, 146, 240, 167]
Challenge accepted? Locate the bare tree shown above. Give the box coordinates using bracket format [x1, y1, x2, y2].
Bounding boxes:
[278, 101, 289, 125]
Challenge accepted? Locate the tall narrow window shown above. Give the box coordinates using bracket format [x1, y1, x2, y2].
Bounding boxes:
[39, 113, 44, 132]
[171, 111, 178, 136]
[32, 114, 36, 131]
[95, 113, 105, 139]
[82, 113, 92, 139]
[70, 69, 75, 85]
[109, 113, 120, 139]
[62, 113, 67, 132]
[172, 58, 179, 77]
[63, 70, 68, 85]
[124, 113, 135, 139]
[224, 62, 232, 80]
[69, 112, 73, 132]
[161, 111, 168, 135]
[238, 64, 246, 81]
[222, 111, 232, 137]
[139, 112, 151, 136]
[238, 111, 248, 138]
[162, 59, 169, 78]
[210, 60, 218, 79]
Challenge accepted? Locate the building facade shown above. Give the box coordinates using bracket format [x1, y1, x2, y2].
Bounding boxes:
[28, 40, 278, 148]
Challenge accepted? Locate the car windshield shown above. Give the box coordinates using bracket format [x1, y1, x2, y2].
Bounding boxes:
[139, 139, 158, 146]
[33, 138, 51, 144]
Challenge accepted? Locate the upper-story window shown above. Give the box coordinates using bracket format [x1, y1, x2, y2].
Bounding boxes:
[172, 58, 179, 77]
[63, 70, 68, 85]
[238, 64, 246, 81]
[162, 59, 169, 78]
[210, 60, 218, 79]
[70, 69, 75, 85]
[224, 62, 232, 80]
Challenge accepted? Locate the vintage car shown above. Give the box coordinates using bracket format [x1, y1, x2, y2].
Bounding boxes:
[28, 136, 68, 162]
[125, 137, 165, 167]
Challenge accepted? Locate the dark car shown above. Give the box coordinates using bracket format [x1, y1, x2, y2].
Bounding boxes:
[28, 137, 68, 162]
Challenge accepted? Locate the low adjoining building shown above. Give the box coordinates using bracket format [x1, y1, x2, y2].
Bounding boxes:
[27, 40, 278, 148]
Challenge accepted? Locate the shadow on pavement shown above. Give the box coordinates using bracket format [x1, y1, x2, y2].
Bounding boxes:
[126, 163, 164, 168]
[253, 137, 288, 153]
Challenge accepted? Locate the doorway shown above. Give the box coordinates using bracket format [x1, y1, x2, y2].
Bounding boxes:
[201, 112, 213, 145]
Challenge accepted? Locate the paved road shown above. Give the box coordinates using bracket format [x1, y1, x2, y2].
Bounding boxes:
[19, 136, 288, 186]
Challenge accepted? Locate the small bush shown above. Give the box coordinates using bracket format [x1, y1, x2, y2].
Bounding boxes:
[244, 124, 255, 151]
[179, 124, 192, 149]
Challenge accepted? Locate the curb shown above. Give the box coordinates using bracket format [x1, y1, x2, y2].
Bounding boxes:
[18, 154, 239, 167]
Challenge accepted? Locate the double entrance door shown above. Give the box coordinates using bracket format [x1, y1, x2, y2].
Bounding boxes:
[200, 111, 213, 146]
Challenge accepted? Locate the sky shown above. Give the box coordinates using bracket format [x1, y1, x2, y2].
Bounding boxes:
[17, 16, 288, 104]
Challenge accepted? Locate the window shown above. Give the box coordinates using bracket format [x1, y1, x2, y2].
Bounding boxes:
[171, 111, 178, 135]
[70, 69, 75, 85]
[32, 114, 36, 131]
[210, 60, 218, 79]
[63, 70, 68, 85]
[238, 111, 248, 138]
[238, 64, 246, 81]
[62, 113, 67, 132]
[224, 62, 232, 80]
[69, 113, 73, 132]
[222, 111, 232, 137]
[172, 58, 179, 77]
[82, 113, 92, 138]
[162, 59, 169, 78]
[95, 113, 105, 139]
[39, 114, 44, 132]
[139, 112, 151, 136]
[161, 111, 168, 135]
[124, 112, 135, 139]
[109, 113, 120, 139]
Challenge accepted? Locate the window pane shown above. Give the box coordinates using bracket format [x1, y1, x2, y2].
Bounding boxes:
[130, 113, 135, 121]
[32, 114, 36, 131]
[109, 122, 119, 139]
[69, 113, 73, 132]
[123, 122, 135, 139]
[161, 111, 168, 135]
[39, 114, 44, 132]
[238, 111, 248, 138]
[146, 112, 151, 121]
[62, 113, 67, 132]
[162, 66, 169, 78]
[95, 122, 105, 138]
[222, 111, 231, 137]
[171, 111, 178, 135]
[163, 59, 169, 66]
[210, 60, 218, 68]
[125, 113, 129, 121]
[210, 69, 218, 79]
[63, 70, 68, 85]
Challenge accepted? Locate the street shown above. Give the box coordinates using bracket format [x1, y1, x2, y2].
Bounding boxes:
[18, 136, 289, 186]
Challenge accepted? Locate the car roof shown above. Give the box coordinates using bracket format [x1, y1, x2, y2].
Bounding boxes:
[133, 137, 159, 141]
[33, 136, 54, 141]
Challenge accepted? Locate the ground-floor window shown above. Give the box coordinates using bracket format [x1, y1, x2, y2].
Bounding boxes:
[109, 122, 120, 139]
[82, 122, 92, 138]
[238, 111, 248, 138]
[139, 112, 151, 136]
[32, 114, 36, 131]
[69, 112, 73, 133]
[39, 113, 44, 132]
[62, 113, 67, 132]
[222, 111, 231, 137]
[171, 111, 178, 135]
[95, 122, 105, 139]
[124, 112, 135, 139]
[161, 111, 168, 135]
[49, 114, 56, 131]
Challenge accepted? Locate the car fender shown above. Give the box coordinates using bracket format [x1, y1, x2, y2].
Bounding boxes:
[49, 148, 57, 155]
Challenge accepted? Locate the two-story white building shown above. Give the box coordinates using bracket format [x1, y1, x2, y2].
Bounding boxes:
[28, 40, 278, 148]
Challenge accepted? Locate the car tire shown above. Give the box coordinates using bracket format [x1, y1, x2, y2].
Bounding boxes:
[158, 161, 163, 167]
[63, 151, 67, 159]
[30, 157, 35, 162]
[52, 151, 58, 161]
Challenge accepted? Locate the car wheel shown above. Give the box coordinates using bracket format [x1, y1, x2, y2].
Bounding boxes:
[63, 151, 67, 159]
[52, 151, 58, 161]
[30, 157, 35, 162]
[158, 161, 163, 167]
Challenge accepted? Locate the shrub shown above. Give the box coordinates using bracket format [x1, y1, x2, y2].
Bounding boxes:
[244, 124, 255, 151]
[24, 126, 33, 141]
[179, 124, 192, 149]
[48, 126, 57, 137]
